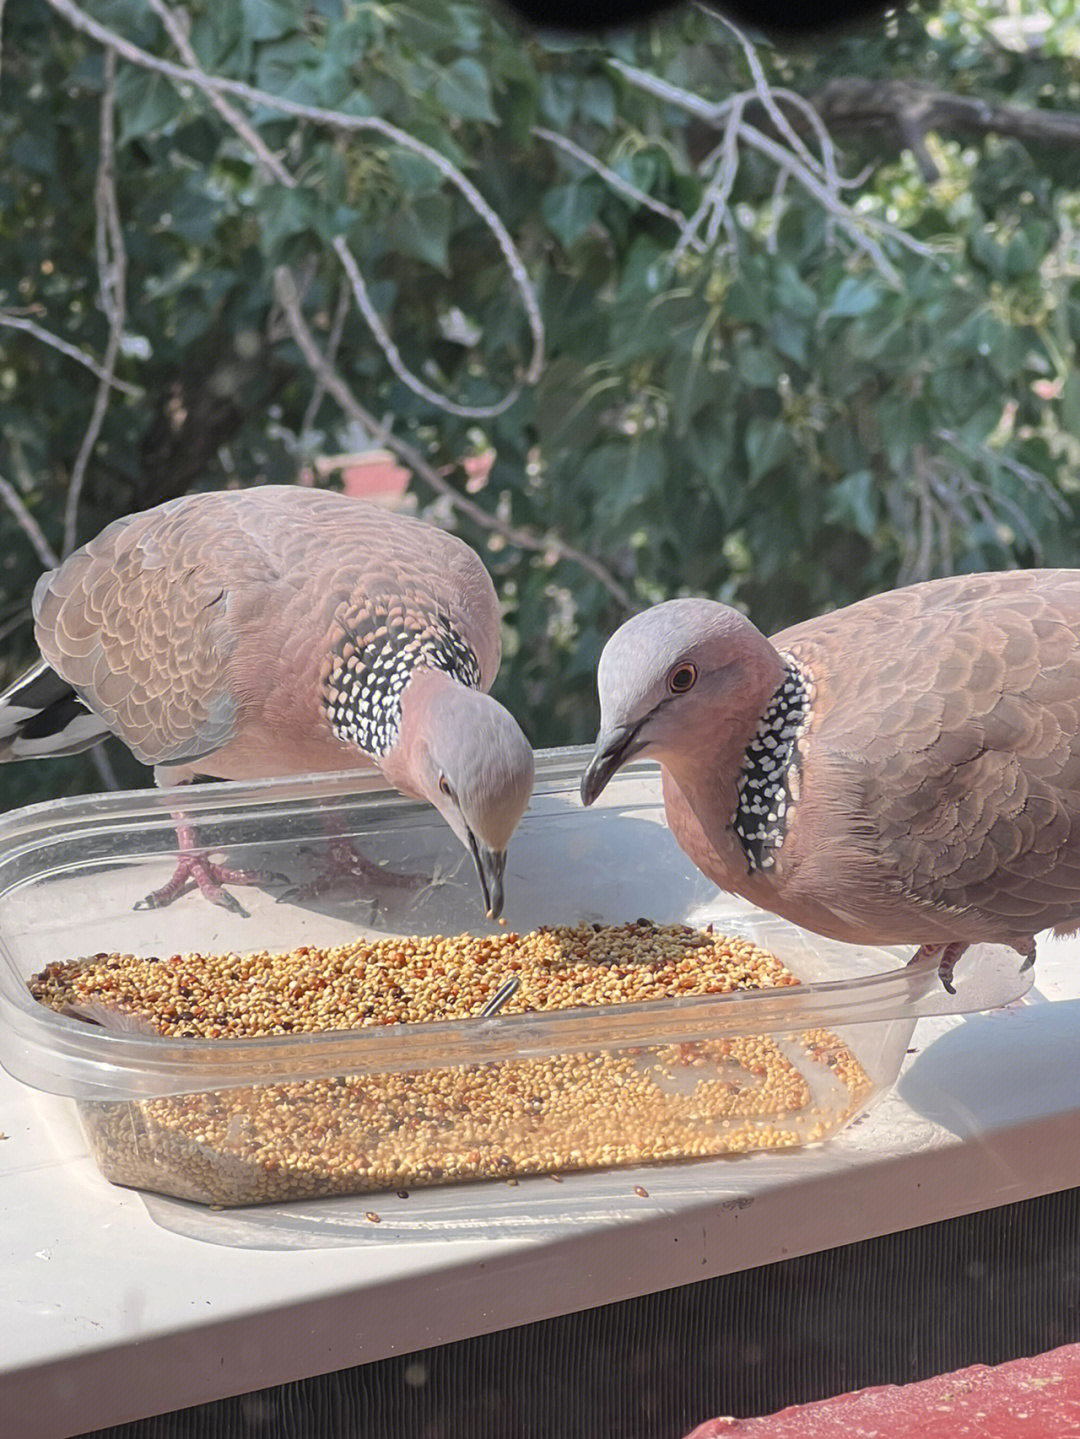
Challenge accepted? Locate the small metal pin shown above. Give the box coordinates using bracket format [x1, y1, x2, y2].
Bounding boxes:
[480, 975, 520, 1018]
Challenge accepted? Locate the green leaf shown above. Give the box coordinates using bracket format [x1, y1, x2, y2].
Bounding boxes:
[1004, 231, 1037, 278]
[535, 358, 612, 451]
[605, 435, 668, 524]
[542, 183, 603, 249]
[170, 188, 220, 245]
[539, 72, 579, 129]
[117, 70, 181, 142]
[240, 0, 297, 42]
[825, 471, 879, 538]
[1063, 371, 1080, 439]
[581, 77, 616, 129]
[388, 194, 452, 271]
[826, 276, 882, 318]
[735, 343, 783, 388]
[386, 147, 444, 198]
[745, 417, 793, 482]
[775, 264, 819, 320]
[10, 127, 57, 178]
[724, 274, 770, 325]
[259, 188, 314, 253]
[769, 311, 808, 366]
[434, 59, 498, 124]
[969, 228, 1006, 280]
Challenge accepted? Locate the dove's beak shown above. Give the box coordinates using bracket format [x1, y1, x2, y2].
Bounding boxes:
[468, 831, 506, 919]
[580, 722, 646, 806]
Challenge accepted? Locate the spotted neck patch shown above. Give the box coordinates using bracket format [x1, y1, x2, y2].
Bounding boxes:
[323, 607, 482, 757]
[732, 656, 811, 873]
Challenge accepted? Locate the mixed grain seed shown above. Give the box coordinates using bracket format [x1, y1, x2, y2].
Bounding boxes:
[29, 922, 873, 1207]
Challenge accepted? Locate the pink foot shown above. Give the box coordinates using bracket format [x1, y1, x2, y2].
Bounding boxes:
[134, 854, 289, 918]
[909, 941, 969, 995]
[278, 837, 424, 905]
[910, 937, 1036, 995]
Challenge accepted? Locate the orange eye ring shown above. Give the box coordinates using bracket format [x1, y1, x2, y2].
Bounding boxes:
[668, 662, 698, 694]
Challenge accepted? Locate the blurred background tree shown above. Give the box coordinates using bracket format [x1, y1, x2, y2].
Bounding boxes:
[2, 0, 1079, 811]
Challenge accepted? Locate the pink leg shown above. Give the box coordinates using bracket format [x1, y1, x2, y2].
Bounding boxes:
[909, 941, 969, 995]
[134, 818, 289, 918]
[277, 835, 423, 905]
[911, 937, 1036, 995]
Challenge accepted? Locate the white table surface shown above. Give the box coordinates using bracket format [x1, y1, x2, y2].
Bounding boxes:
[3, 932, 1079, 1439]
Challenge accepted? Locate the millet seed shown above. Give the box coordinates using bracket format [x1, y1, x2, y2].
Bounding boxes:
[29, 922, 873, 1207]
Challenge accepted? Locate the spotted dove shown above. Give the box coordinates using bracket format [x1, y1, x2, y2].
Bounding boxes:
[0, 485, 534, 917]
[581, 572, 1080, 990]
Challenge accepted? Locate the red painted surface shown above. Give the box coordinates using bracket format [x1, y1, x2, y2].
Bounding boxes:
[683, 1343, 1080, 1438]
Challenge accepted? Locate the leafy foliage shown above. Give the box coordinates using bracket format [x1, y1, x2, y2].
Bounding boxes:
[2, 0, 1080, 810]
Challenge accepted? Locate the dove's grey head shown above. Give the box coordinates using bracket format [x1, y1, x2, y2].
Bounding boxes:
[389, 668, 535, 918]
[581, 598, 784, 805]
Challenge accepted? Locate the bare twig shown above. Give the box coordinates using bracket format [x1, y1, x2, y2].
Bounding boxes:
[0, 314, 141, 395]
[88, 740, 121, 790]
[273, 266, 633, 608]
[675, 92, 746, 263]
[145, 0, 294, 188]
[738, 118, 907, 282]
[701, 10, 874, 199]
[898, 431, 1068, 583]
[718, 14, 841, 188]
[43, 0, 545, 408]
[0, 473, 59, 569]
[300, 277, 353, 435]
[937, 428, 1070, 513]
[63, 48, 126, 556]
[609, 57, 937, 283]
[330, 236, 524, 420]
[765, 162, 791, 255]
[814, 76, 1080, 184]
[533, 127, 702, 247]
[148, 0, 530, 421]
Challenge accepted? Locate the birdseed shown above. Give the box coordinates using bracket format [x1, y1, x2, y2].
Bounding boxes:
[29, 923, 873, 1207]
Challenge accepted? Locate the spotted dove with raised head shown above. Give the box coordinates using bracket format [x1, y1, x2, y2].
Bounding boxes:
[0, 485, 534, 917]
[581, 572, 1080, 989]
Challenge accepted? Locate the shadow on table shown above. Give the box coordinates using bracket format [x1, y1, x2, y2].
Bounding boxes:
[896, 991, 1080, 1139]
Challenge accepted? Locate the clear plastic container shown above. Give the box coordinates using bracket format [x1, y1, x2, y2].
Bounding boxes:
[0, 748, 1032, 1209]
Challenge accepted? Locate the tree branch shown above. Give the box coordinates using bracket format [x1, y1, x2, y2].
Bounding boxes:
[43, 0, 545, 411]
[813, 78, 1080, 183]
[0, 473, 59, 569]
[63, 46, 125, 556]
[330, 235, 525, 420]
[144, 0, 294, 188]
[273, 265, 633, 609]
[0, 313, 142, 395]
[142, 0, 538, 420]
[299, 275, 352, 435]
[608, 57, 935, 283]
[533, 126, 702, 247]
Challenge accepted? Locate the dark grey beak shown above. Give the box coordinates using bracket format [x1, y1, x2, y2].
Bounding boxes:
[580, 723, 645, 807]
[468, 831, 506, 919]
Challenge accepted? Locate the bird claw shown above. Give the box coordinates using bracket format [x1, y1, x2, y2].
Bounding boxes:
[133, 853, 288, 917]
[908, 941, 967, 995]
[275, 838, 424, 907]
[210, 889, 251, 918]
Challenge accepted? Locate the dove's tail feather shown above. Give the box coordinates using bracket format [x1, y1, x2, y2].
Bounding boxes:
[0, 658, 110, 760]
